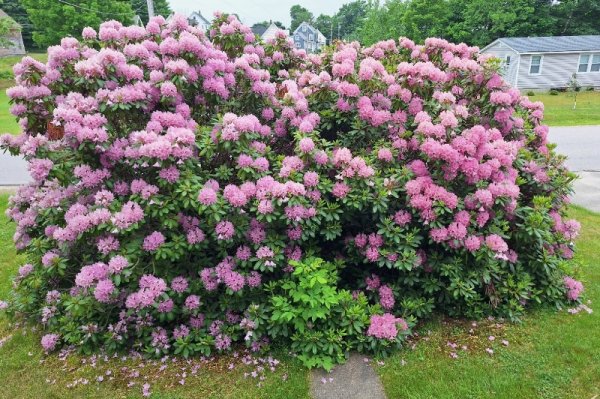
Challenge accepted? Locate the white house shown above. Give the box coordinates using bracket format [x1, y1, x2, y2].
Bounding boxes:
[262, 23, 287, 42]
[251, 22, 288, 42]
[187, 11, 211, 32]
[292, 22, 326, 53]
[481, 35, 600, 90]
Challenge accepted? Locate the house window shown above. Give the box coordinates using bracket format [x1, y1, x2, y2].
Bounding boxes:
[309, 33, 314, 41]
[505, 55, 511, 67]
[579, 54, 600, 72]
[592, 55, 600, 72]
[578, 54, 590, 72]
[295, 34, 300, 41]
[302, 25, 307, 32]
[529, 55, 542, 74]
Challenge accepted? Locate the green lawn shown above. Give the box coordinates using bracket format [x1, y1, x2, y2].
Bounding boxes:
[1, 196, 599, 398]
[0, 52, 47, 78]
[0, 86, 20, 135]
[0, 53, 47, 135]
[532, 91, 600, 126]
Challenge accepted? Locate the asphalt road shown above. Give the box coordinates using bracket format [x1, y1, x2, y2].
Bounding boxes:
[549, 125, 600, 172]
[0, 151, 29, 186]
[1, 126, 599, 210]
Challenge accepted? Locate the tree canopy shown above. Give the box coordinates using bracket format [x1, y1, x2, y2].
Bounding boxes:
[358, 0, 600, 46]
[20, 0, 134, 48]
[290, 5, 313, 33]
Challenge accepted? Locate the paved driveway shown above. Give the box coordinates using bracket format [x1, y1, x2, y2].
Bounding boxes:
[0, 151, 29, 186]
[549, 125, 600, 212]
[548, 125, 600, 172]
[1, 126, 599, 211]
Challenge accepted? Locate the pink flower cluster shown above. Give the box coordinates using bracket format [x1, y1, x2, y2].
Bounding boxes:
[564, 277, 584, 301]
[367, 314, 408, 340]
[0, 12, 579, 359]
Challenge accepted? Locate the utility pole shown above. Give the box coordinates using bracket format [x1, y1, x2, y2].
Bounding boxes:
[146, 0, 155, 18]
[330, 21, 333, 44]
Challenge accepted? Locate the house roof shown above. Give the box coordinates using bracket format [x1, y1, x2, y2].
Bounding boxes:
[251, 24, 267, 36]
[0, 9, 21, 29]
[486, 35, 600, 54]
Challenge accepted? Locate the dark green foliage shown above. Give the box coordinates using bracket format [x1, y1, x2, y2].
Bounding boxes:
[290, 5, 313, 33]
[358, 0, 600, 46]
[262, 258, 409, 370]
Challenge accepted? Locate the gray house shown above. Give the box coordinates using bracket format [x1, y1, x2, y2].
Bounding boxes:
[292, 22, 326, 53]
[481, 35, 600, 90]
[0, 9, 26, 57]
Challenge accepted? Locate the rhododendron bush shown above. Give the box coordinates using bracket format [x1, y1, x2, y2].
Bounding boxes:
[0, 13, 583, 367]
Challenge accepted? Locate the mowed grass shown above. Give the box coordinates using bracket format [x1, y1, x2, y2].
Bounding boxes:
[0, 52, 48, 135]
[0, 52, 48, 77]
[533, 91, 600, 127]
[377, 205, 600, 399]
[0, 88, 20, 135]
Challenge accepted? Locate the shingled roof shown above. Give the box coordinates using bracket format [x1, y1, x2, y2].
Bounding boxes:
[488, 35, 600, 54]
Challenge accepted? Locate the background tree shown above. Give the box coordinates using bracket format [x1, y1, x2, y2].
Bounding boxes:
[334, 0, 367, 41]
[551, 0, 600, 36]
[445, 0, 554, 47]
[398, 0, 451, 43]
[1, 0, 35, 50]
[130, 0, 171, 25]
[289, 4, 313, 33]
[313, 14, 334, 43]
[254, 20, 286, 30]
[567, 73, 581, 109]
[358, 0, 408, 45]
[21, 0, 134, 48]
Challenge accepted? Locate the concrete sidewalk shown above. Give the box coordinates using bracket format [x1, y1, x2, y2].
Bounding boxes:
[0, 152, 29, 186]
[549, 126, 600, 213]
[571, 171, 600, 212]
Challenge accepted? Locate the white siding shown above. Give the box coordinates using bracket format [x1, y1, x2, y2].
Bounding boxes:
[516, 53, 600, 90]
[481, 41, 520, 86]
[574, 53, 600, 88]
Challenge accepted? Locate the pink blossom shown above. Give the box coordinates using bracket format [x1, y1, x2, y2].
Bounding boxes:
[215, 221, 235, 240]
[367, 314, 408, 340]
[143, 231, 165, 251]
[41, 333, 60, 352]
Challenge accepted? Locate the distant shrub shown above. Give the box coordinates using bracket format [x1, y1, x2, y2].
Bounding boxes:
[549, 89, 560, 95]
[0, 13, 582, 369]
[526, 91, 535, 96]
